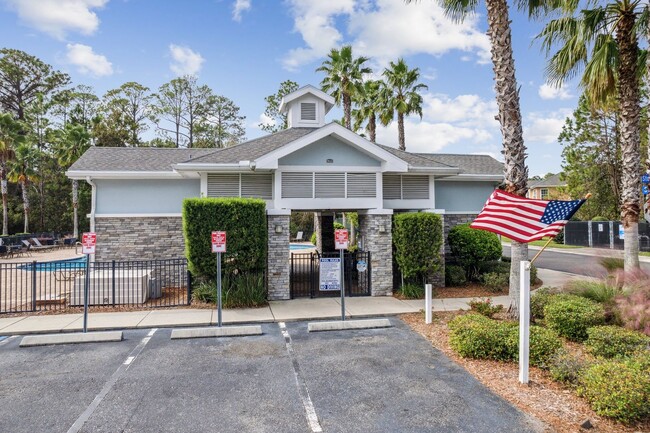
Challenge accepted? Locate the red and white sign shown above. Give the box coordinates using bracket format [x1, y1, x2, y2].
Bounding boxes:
[211, 231, 226, 253]
[335, 229, 349, 250]
[81, 232, 96, 254]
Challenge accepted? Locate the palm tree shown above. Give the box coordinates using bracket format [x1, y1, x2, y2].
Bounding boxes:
[380, 59, 428, 151]
[8, 141, 38, 234]
[538, 0, 643, 272]
[316, 45, 372, 129]
[0, 114, 22, 235]
[52, 124, 91, 238]
[407, 0, 529, 315]
[352, 80, 383, 142]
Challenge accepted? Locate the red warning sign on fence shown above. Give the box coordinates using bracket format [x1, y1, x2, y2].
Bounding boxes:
[335, 229, 349, 250]
[212, 231, 226, 253]
[81, 232, 96, 254]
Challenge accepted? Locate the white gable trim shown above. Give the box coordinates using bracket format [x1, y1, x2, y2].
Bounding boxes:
[279, 85, 335, 114]
[66, 170, 183, 180]
[254, 123, 409, 172]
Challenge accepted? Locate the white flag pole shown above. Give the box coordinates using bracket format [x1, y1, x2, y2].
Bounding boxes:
[519, 260, 531, 384]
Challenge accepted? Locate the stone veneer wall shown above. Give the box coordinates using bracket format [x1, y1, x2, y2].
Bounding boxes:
[267, 214, 290, 300]
[94, 217, 184, 261]
[358, 214, 393, 296]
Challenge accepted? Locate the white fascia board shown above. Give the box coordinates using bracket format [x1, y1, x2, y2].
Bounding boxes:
[438, 174, 504, 182]
[279, 85, 335, 113]
[66, 170, 182, 180]
[255, 123, 409, 172]
[277, 165, 379, 173]
[172, 163, 245, 172]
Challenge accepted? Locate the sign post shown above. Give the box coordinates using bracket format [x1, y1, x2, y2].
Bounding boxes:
[335, 229, 349, 321]
[211, 231, 226, 327]
[81, 232, 96, 333]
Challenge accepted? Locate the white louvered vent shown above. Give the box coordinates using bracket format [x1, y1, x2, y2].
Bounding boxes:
[300, 103, 316, 121]
[207, 173, 239, 197]
[402, 175, 429, 199]
[347, 173, 376, 198]
[383, 174, 402, 200]
[315, 173, 345, 198]
[241, 174, 273, 199]
[282, 172, 313, 198]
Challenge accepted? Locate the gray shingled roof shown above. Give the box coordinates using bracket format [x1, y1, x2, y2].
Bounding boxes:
[182, 128, 315, 164]
[375, 144, 457, 169]
[415, 153, 503, 175]
[529, 173, 566, 188]
[68, 147, 216, 172]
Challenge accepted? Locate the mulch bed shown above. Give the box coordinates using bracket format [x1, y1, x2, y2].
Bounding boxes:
[401, 311, 650, 433]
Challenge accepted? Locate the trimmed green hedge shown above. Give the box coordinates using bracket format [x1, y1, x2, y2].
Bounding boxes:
[393, 212, 443, 282]
[543, 295, 605, 342]
[448, 224, 502, 280]
[585, 326, 650, 359]
[182, 198, 267, 279]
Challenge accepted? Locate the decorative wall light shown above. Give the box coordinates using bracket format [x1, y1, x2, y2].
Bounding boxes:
[326, 158, 334, 163]
[378, 225, 386, 233]
[275, 225, 283, 234]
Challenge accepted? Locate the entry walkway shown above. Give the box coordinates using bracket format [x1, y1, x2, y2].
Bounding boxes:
[0, 269, 577, 335]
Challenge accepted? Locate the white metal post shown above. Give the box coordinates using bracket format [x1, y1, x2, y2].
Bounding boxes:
[340, 248, 345, 321]
[217, 252, 222, 327]
[519, 260, 531, 384]
[425, 284, 432, 324]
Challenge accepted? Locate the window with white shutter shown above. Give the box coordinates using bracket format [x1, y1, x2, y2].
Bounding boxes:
[282, 172, 313, 198]
[207, 173, 239, 197]
[300, 103, 316, 121]
[315, 173, 345, 198]
[241, 174, 273, 199]
[347, 173, 376, 198]
[383, 174, 402, 199]
[402, 175, 429, 199]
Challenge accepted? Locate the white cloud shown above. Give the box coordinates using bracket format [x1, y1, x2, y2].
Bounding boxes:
[538, 82, 572, 100]
[283, 0, 490, 71]
[423, 93, 498, 129]
[5, 0, 107, 39]
[524, 110, 572, 144]
[232, 0, 251, 22]
[255, 113, 275, 129]
[65, 43, 113, 76]
[169, 44, 205, 76]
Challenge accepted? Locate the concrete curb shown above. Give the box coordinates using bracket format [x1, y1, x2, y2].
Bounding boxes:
[170, 325, 263, 339]
[307, 318, 392, 332]
[19, 331, 123, 347]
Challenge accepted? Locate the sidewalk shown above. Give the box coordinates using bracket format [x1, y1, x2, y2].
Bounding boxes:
[0, 269, 578, 336]
[504, 242, 650, 262]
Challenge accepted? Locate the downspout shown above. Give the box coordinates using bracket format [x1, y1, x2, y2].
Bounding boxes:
[86, 176, 96, 233]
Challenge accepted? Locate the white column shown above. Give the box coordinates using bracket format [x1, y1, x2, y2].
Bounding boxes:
[519, 260, 531, 384]
[425, 284, 432, 324]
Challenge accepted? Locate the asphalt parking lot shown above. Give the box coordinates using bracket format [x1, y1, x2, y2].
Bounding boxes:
[0, 319, 542, 433]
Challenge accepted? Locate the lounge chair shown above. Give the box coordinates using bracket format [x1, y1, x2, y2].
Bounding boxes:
[16, 243, 31, 257]
[31, 238, 57, 251]
[23, 239, 49, 252]
[293, 231, 304, 242]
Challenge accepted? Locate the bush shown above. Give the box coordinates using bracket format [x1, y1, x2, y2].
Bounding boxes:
[599, 257, 624, 273]
[616, 284, 650, 336]
[554, 229, 564, 244]
[445, 265, 467, 287]
[585, 326, 650, 359]
[310, 232, 317, 245]
[448, 314, 514, 361]
[480, 272, 508, 293]
[393, 213, 443, 281]
[549, 349, 588, 385]
[399, 283, 425, 299]
[468, 298, 503, 318]
[566, 279, 620, 304]
[448, 224, 502, 280]
[191, 273, 266, 308]
[182, 198, 267, 279]
[530, 287, 556, 322]
[544, 295, 606, 341]
[578, 356, 650, 423]
[478, 260, 538, 286]
[506, 325, 563, 368]
[333, 221, 345, 230]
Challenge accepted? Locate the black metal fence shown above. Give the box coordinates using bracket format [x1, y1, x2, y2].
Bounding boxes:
[0, 258, 190, 314]
[290, 251, 371, 298]
[564, 221, 650, 251]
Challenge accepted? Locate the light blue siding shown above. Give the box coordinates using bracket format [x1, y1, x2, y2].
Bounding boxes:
[435, 181, 498, 212]
[96, 179, 200, 214]
[278, 136, 381, 167]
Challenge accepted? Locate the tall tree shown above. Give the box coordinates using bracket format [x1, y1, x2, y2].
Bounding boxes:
[198, 94, 246, 148]
[539, 0, 643, 272]
[316, 45, 372, 129]
[380, 59, 427, 151]
[259, 80, 299, 133]
[152, 77, 186, 147]
[102, 82, 153, 146]
[0, 48, 69, 121]
[410, 0, 530, 315]
[353, 79, 383, 143]
[7, 141, 38, 233]
[0, 113, 21, 235]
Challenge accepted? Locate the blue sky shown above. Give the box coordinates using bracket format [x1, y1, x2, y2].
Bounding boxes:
[0, 0, 580, 176]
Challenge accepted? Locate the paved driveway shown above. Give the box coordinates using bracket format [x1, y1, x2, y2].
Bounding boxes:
[0, 320, 543, 433]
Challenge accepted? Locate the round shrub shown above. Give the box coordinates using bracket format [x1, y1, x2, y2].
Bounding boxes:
[549, 348, 588, 385]
[544, 295, 606, 342]
[506, 325, 563, 368]
[578, 356, 650, 423]
[480, 272, 508, 293]
[585, 326, 650, 359]
[448, 314, 514, 361]
[530, 288, 555, 322]
[448, 224, 502, 280]
[445, 264, 467, 287]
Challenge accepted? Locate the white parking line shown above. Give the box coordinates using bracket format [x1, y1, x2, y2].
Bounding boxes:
[0, 336, 16, 346]
[279, 322, 323, 433]
[66, 329, 158, 433]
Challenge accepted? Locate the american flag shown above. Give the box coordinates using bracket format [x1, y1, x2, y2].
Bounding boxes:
[470, 190, 585, 243]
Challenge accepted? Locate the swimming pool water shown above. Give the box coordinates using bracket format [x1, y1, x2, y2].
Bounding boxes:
[18, 256, 87, 272]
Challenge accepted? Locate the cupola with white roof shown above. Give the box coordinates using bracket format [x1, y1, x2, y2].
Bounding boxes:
[279, 85, 335, 128]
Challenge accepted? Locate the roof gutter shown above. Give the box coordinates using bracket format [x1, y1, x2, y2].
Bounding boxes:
[407, 166, 460, 175]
